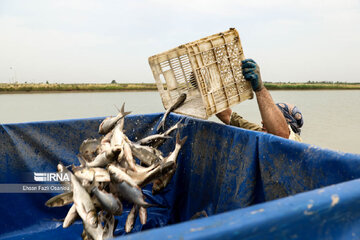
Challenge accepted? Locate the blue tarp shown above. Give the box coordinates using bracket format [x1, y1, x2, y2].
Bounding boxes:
[1, 113, 360, 239]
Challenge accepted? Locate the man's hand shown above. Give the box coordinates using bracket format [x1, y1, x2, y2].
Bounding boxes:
[241, 59, 264, 92]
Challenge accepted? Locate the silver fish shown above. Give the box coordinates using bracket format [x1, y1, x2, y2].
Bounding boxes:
[63, 204, 78, 228]
[125, 205, 139, 233]
[99, 211, 115, 239]
[71, 173, 98, 228]
[111, 123, 136, 171]
[86, 147, 121, 168]
[152, 132, 187, 194]
[139, 206, 147, 225]
[152, 167, 176, 194]
[123, 140, 137, 171]
[98, 103, 131, 135]
[157, 93, 186, 131]
[138, 120, 182, 147]
[164, 132, 187, 164]
[91, 186, 123, 215]
[83, 220, 104, 240]
[129, 142, 163, 166]
[74, 168, 95, 182]
[93, 168, 111, 182]
[79, 138, 101, 163]
[111, 181, 156, 208]
[108, 163, 138, 188]
[98, 131, 113, 153]
[45, 191, 73, 207]
[126, 160, 176, 188]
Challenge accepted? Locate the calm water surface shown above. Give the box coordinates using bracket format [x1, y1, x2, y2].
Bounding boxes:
[1, 90, 359, 154]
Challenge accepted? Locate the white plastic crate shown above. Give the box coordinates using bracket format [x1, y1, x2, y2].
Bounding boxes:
[148, 28, 253, 119]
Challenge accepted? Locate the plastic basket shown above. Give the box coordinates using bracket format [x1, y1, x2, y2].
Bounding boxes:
[148, 28, 253, 119]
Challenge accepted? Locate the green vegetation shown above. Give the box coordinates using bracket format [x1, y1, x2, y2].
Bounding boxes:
[0, 83, 158, 92]
[264, 82, 360, 90]
[0, 82, 359, 93]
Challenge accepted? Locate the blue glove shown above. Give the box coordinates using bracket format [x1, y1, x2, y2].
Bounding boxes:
[241, 59, 264, 92]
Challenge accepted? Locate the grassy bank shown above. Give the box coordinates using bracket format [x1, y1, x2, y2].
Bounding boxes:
[0, 83, 158, 92]
[264, 82, 360, 90]
[0, 82, 359, 93]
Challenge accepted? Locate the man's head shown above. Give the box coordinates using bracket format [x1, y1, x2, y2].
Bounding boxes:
[276, 103, 304, 135]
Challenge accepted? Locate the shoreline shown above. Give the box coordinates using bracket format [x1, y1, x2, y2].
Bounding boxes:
[0, 89, 158, 94]
[0, 82, 359, 93]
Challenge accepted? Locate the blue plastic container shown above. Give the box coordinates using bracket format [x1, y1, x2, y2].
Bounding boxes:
[1, 113, 360, 240]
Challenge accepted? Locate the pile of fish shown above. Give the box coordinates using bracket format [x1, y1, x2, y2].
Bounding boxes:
[45, 103, 187, 240]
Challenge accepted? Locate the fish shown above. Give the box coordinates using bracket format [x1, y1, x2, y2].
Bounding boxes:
[108, 163, 138, 188]
[70, 173, 98, 228]
[98, 103, 131, 135]
[139, 206, 147, 225]
[100, 211, 116, 239]
[110, 181, 157, 208]
[98, 131, 113, 154]
[91, 186, 123, 215]
[157, 93, 187, 131]
[152, 168, 176, 194]
[63, 204, 79, 228]
[74, 168, 95, 182]
[138, 120, 182, 148]
[74, 167, 110, 183]
[127, 160, 176, 188]
[83, 220, 104, 240]
[86, 146, 121, 168]
[128, 142, 163, 166]
[81, 229, 91, 240]
[79, 138, 101, 163]
[152, 132, 187, 194]
[47, 103, 188, 239]
[122, 140, 137, 171]
[164, 132, 187, 163]
[93, 168, 111, 182]
[111, 123, 137, 171]
[125, 205, 139, 233]
[45, 191, 73, 207]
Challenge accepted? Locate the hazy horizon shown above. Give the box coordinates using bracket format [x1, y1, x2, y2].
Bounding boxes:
[1, 0, 360, 84]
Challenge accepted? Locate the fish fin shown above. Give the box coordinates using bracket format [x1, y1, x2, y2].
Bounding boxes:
[120, 102, 125, 114]
[123, 111, 132, 117]
[164, 119, 183, 135]
[176, 132, 188, 147]
[156, 114, 165, 132]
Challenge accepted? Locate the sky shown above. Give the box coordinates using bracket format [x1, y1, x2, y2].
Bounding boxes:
[0, 0, 360, 84]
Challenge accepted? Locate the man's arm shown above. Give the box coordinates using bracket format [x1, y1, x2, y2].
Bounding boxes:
[216, 108, 232, 125]
[255, 87, 289, 138]
[242, 59, 289, 139]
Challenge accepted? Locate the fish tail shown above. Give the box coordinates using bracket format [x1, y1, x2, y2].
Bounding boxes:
[120, 102, 132, 117]
[176, 132, 188, 147]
